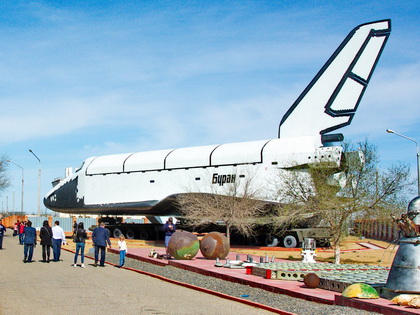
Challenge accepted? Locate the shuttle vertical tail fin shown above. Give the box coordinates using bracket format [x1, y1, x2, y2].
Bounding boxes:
[278, 20, 391, 139]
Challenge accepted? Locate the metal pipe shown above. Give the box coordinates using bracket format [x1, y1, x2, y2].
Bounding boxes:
[29, 149, 41, 216]
[386, 129, 420, 196]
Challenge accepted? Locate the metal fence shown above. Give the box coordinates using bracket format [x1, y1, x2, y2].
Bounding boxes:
[2, 215, 98, 233]
[72, 218, 98, 231]
[27, 216, 50, 230]
[354, 219, 401, 242]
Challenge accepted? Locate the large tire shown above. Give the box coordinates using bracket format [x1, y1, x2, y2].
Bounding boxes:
[265, 235, 279, 247]
[125, 229, 135, 239]
[139, 230, 149, 240]
[113, 228, 123, 239]
[283, 234, 298, 248]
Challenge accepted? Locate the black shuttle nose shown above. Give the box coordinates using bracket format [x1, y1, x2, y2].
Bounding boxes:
[43, 176, 83, 211]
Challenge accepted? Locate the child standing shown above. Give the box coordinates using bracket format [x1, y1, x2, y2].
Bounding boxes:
[118, 234, 127, 268]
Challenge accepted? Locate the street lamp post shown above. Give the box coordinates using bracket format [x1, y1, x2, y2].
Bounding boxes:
[386, 129, 420, 196]
[7, 160, 24, 212]
[29, 150, 41, 216]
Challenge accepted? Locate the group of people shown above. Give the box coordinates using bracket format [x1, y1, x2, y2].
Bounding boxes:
[11, 220, 39, 262]
[13, 220, 27, 245]
[91, 222, 127, 268]
[1, 217, 177, 265]
[18, 220, 67, 263]
[73, 221, 127, 268]
[7, 220, 127, 268]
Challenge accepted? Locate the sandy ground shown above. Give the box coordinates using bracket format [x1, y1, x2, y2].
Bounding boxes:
[63, 235, 398, 267]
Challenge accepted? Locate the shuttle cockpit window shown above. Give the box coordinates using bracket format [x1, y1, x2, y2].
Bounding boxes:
[75, 162, 85, 173]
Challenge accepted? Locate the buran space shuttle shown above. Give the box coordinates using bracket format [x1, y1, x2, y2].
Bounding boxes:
[44, 20, 391, 216]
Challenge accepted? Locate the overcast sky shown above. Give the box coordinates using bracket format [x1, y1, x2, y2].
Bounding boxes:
[1, 0, 419, 214]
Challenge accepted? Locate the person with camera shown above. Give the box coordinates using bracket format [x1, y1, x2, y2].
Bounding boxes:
[163, 217, 176, 259]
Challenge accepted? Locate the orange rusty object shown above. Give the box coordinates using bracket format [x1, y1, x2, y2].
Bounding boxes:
[200, 231, 230, 259]
[304, 273, 320, 289]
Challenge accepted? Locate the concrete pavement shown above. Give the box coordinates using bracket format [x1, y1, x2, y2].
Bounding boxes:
[0, 231, 279, 315]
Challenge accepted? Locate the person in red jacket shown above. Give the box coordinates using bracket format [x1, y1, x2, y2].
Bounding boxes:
[19, 221, 25, 245]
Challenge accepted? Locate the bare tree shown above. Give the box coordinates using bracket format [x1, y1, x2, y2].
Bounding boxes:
[274, 140, 412, 264]
[176, 168, 267, 241]
[0, 155, 10, 193]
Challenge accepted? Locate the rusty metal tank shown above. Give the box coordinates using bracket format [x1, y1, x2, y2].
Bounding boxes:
[200, 232, 230, 259]
[383, 196, 420, 299]
[168, 231, 199, 260]
[303, 273, 320, 289]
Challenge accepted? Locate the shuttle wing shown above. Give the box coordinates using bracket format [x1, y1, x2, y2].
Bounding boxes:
[278, 20, 391, 138]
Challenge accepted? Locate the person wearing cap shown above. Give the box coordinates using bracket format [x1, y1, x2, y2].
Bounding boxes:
[163, 217, 176, 258]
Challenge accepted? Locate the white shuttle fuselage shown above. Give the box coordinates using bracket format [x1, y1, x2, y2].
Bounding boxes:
[44, 20, 391, 216]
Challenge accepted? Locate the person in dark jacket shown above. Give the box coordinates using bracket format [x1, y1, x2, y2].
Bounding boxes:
[0, 219, 6, 249]
[72, 221, 78, 237]
[92, 222, 111, 267]
[163, 217, 176, 258]
[39, 220, 53, 262]
[73, 222, 88, 268]
[23, 220, 36, 263]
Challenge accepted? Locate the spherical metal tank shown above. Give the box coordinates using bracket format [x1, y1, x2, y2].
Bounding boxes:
[168, 231, 199, 260]
[408, 196, 420, 224]
[408, 196, 420, 212]
[303, 273, 320, 289]
[200, 232, 230, 259]
[342, 283, 379, 299]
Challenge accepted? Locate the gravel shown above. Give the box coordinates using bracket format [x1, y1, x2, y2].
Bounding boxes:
[106, 253, 380, 315]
